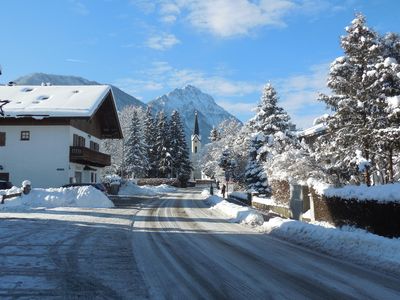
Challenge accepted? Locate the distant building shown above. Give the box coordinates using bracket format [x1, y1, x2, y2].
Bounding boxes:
[0, 85, 122, 187]
[297, 123, 327, 148]
[191, 111, 202, 180]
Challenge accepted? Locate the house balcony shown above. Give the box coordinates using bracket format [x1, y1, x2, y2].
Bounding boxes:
[69, 146, 111, 167]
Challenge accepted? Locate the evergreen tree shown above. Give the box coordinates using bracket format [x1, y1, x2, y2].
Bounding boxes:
[244, 133, 270, 195]
[154, 110, 171, 177]
[169, 110, 192, 184]
[317, 13, 397, 185]
[209, 126, 220, 142]
[366, 55, 400, 183]
[124, 110, 149, 178]
[218, 148, 237, 181]
[249, 83, 295, 161]
[144, 106, 157, 177]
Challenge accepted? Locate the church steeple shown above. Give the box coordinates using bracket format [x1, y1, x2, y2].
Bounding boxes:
[191, 111, 202, 180]
[193, 111, 200, 136]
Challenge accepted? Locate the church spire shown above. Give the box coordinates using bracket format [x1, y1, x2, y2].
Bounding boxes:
[193, 111, 200, 136]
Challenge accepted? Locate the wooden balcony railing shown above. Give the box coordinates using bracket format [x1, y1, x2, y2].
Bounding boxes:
[69, 146, 111, 167]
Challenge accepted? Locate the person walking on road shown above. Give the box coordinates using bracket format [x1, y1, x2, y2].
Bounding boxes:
[221, 184, 226, 199]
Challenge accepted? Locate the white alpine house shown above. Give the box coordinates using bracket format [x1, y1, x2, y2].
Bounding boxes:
[0, 85, 122, 187]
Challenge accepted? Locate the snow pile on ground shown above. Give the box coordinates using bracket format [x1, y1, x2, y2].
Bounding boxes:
[203, 191, 264, 226]
[0, 186, 21, 196]
[0, 186, 114, 209]
[252, 195, 288, 208]
[119, 181, 176, 196]
[260, 217, 400, 275]
[309, 179, 400, 203]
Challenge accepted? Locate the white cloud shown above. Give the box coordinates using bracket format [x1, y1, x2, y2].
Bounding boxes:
[145, 33, 180, 50]
[113, 61, 261, 99]
[217, 100, 256, 116]
[163, 66, 261, 97]
[137, 0, 342, 37]
[188, 0, 296, 37]
[70, 0, 89, 15]
[66, 58, 87, 63]
[140, 61, 261, 97]
[130, 0, 156, 13]
[113, 78, 164, 96]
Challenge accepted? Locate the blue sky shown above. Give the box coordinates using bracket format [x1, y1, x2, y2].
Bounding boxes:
[1, 0, 400, 129]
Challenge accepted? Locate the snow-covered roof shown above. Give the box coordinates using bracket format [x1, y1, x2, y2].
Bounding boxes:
[0, 85, 111, 118]
[297, 123, 327, 137]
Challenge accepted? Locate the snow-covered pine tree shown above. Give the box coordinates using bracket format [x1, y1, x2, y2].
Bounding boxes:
[244, 133, 270, 195]
[366, 53, 400, 183]
[154, 110, 171, 178]
[218, 148, 237, 182]
[249, 83, 295, 162]
[102, 105, 141, 176]
[317, 13, 392, 185]
[209, 126, 220, 142]
[144, 106, 157, 177]
[124, 109, 149, 178]
[169, 110, 192, 184]
[381, 32, 400, 61]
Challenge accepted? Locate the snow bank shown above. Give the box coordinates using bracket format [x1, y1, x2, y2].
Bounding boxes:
[309, 179, 400, 203]
[260, 217, 400, 275]
[118, 181, 177, 196]
[0, 186, 113, 210]
[252, 196, 288, 208]
[203, 191, 263, 226]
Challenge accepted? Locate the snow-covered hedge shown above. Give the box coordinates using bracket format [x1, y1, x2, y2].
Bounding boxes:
[310, 180, 400, 203]
[0, 186, 114, 209]
[308, 181, 400, 237]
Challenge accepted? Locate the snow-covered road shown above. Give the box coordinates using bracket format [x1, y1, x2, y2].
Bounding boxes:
[1, 188, 400, 299]
[0, 206, 148, 299]
[132, 188, 400, 299]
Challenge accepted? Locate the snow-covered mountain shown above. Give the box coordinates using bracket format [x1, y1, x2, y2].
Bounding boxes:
[13, 73, 145, 110]
[149, 85, 240, 143]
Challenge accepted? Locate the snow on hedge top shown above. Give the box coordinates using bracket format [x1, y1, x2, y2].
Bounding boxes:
[0, 186, 114, 209]
[309, 179, 400, 203]
[0, 85, 110, 118]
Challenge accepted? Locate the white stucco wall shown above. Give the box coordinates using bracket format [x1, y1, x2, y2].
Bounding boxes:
[0, 125, 104, 188]
[191, 135, 202, 180]
[0, 125, 70, 188]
